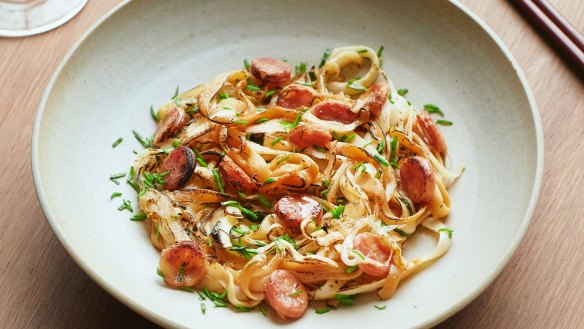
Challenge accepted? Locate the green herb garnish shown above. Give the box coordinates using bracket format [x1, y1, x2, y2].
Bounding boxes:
[130, 213, 147, 221]
[244, 59, 250, 70]
[295, 62, 307, 75]
[265, 90, 276, 98]
[212, 169, 225, 193]
[319, 48, 331, 68]
[118, 199, 133, 212]
[246, 79, 262, 92]
[313, 145, 327, 153]
[352, 249, 365, 260]
[257, 195, 272, 208]
[156, 267, 165, 279]
[110, 192, 122, 199]
[374, 154, 390, 167]
[394, 228, 411, 237]
[436, 119, 453, 126]
[377, 45, 385, 57]
[289, 289, 303, 297]
[264, 177, 276, 184]
[271, 137, 282, 146]
[255, 117, 269, 124]
[345, 265, 357, 274]
[375, 305, 387, 310]
[438, 227, 454, 239]
[397, 88, 409, 96]
[233, 120, 248, 125]
[330, 205, 344, 219]
[132, 130, 152, 148]
[424, 103, 445, 116]
[389, 135, 398, 168]
[276, 155, 289, 164]
[112, 137, 123, 148]
[315, 307, 331, 314]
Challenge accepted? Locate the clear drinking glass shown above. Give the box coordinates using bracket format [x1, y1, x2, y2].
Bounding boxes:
[0, 0, 87, 37]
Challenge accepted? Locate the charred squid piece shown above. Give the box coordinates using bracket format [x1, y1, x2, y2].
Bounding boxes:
[399, 156, 436, 204]
[274, 195, 323, 228]
[250, 58, 291, 86]
[159, 146, 196, 190]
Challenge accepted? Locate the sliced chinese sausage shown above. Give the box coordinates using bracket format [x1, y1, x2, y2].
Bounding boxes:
[311, 100, 358, 124]
[159, 146, 195, 190]
[417, 112, 447, 154]
[265, 270, 308, 320]
[353, 232, 393, 277]
[276, 85, 317, 109]
[399, 156, 435, 204]
[356, 82, 388, 117]
[274, 195, 323, 228]
[153, 105, 189, 147]
[159, 240, 207, 288]
[217, 155, 258, 194]
[250, 58, 291, 86]
[288, 124, 332, 149]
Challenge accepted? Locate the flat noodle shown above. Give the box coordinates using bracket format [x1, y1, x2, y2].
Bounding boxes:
[132, 46, 463, 318]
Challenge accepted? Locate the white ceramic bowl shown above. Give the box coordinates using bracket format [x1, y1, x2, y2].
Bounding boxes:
[32, 0, 543, 328]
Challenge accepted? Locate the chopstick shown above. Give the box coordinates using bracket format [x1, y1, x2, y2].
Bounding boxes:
[511, 0, 584, 75]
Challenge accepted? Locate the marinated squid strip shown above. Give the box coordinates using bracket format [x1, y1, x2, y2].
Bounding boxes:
[130, 45, 462, 320]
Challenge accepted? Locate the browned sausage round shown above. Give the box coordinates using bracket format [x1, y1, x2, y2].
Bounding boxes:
[159, 146, 195, 190]
[153, 106, 189, 147]
[250, 58, 291, 86]
[265, 269, 308, 319]
[159, 240, 207, 288]
[288, 124, 332, 149]
[311, 100, 358, 124]
[417, 112, 447, 155]
[276, 85, 317, 109]
[353, 232, 393, 277]
[357, 82, 388, 117]
[274, 195, 322, 228]
[399, 156, 435, 204]
[218, 155, 258, 194]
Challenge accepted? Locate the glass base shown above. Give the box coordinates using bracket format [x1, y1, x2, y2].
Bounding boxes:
[0, 0, 88, 37]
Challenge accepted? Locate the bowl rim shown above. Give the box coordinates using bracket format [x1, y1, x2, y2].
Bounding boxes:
[30, 0, 544, 327]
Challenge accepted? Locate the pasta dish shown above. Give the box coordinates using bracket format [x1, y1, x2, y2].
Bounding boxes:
[130, 46, 462, 319]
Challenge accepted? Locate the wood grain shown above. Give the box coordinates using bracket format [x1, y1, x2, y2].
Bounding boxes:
[0, 0, 582, 328]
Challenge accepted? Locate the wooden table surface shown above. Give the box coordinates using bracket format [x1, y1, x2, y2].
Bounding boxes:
[1, 1, 583, 328]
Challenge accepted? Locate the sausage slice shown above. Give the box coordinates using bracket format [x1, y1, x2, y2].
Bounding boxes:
[274, 195, 323, 228]
[311, 100, 358, 124]
[159, 146, 195, 190]
[250, 58, 291, 86]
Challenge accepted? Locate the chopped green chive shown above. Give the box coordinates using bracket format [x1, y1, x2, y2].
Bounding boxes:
[388, 93, 394, 104]
[150, 105, 158, 121]
[319, 48, 331, 68]
[201, 302, 207, 314]
[255, 117, 269, 124]
[423, 103, 445, 116]
[356, 49, 368, 54]
[313, 145, 327, 153]
[276, 155, 289, 164]
[345, 265, 357, 274]
[330, 205, 344, 219]
[374, 154, 390, 167]
[377, 45, 385, 57]
[322, 179, 330, 188]
[156, 267, 165, 279]
[438, 227, 454, 239]
[348, 79, 366, 91]
[396, 195, 414, 215]
[132, 130, 152, 148]
[219, 92, 229, 100]
[130, 213, 147, 221]
[192, 148, 208, 168]
[257, 195, 272, 208]
[295, 62, 307, 75]
[389, 135, 398, 168]
[212, 169, 225, 193]
[376, 140, 385, 153]
[221, 200, 240, 207]
[118, 199, 133, 212]
[394, 228, 412, 237]
[237, 192, 248, 199]
[110, 192, 122, 199]
[112, 137, 123, 148]
[244, 59, 250, 70]
[259, 304, 267, 316]
[246, 79, 262, 92]
[265, 89, 276, 98]
[353, 249, 366, 260]
[315, 307, 331, 314]
[234, 304, 252, 312]
[436, 119, 453, 126]
[271, 137, 282, 146]
[289, 289, 303, 297]
[172, 140, 181, 148]
[172, 86, 179, 99]
[375, 305, 387, 310]
[397, 88, 409, 96]
[264, 177, 276, 184]
[345, 133, 357, 142]
[334, 293, 357, 306]
[233, 120, 248, 125]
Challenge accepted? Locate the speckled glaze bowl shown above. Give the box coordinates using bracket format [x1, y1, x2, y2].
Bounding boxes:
[32, 0, 543, 328]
